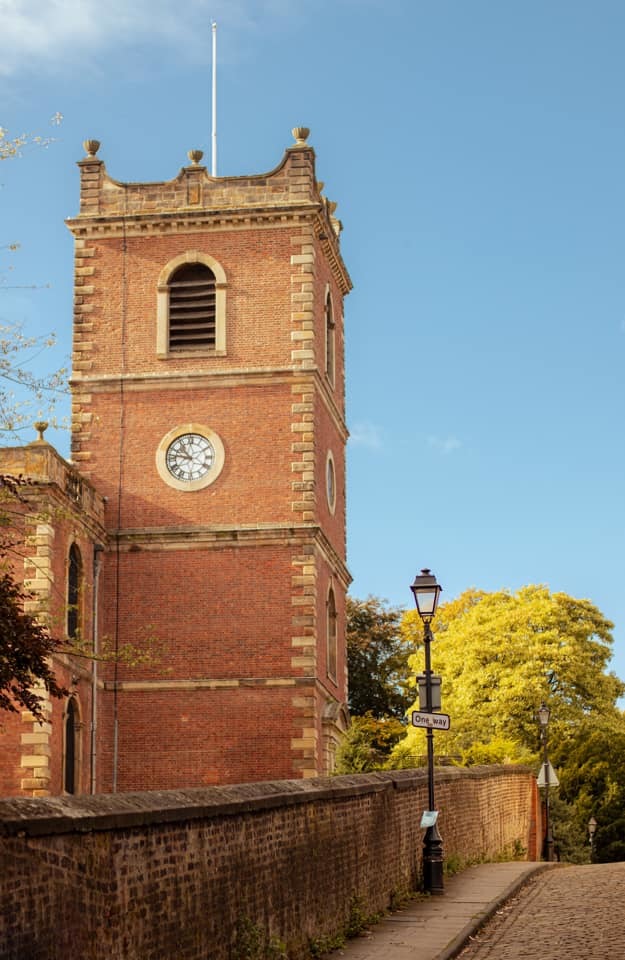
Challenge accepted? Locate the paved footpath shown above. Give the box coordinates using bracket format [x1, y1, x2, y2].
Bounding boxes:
[334, 862, 552, 960]
[457, 861, 625, 959]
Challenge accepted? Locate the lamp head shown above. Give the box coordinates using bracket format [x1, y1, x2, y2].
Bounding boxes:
[537, 702, 551, 727]
[410, 569, 442, 623]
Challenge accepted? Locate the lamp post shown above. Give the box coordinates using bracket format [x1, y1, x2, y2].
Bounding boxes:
[588, 816, 597, 862]
[538, 702, 554, 862]
[411, 568, 444, 895]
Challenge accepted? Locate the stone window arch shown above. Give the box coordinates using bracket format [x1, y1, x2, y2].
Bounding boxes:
[67, 543, 82, 640]
[322, 700, 350, 774]
[157, 251, 227, 357]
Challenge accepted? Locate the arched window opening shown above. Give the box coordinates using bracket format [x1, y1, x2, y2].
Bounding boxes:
[67, 543, 82, 640]
[156, 251, 227, 358]
[168, 262, 216, 351]
[64, 698, 78, 794]
[327, 586, 338, 682]
[325, 290, 335, 386]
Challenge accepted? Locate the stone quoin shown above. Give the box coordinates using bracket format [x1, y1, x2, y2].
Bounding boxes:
[0, 128, 352, 796]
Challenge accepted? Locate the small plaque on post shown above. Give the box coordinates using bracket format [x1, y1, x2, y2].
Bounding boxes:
[420, 810, 439, 829]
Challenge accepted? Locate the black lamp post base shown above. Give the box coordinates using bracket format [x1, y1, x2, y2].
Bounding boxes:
[544, 830, 555, 862]
[423, 824, 444, 895]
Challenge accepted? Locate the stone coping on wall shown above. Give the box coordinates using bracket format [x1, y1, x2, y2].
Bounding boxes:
[0, 765, 530, 838]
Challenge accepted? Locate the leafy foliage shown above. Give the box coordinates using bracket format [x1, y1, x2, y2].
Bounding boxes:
[394, 585, 625, 861]
[0, 324, 67, 436]
[231, 917, 286, 960]
[334, 714, 406, 773]
[399, 585, 622, 759]
[347, 595, 413, 719]
[0, 121, 62, 161]
[554, 712, 625, 862]
[459, 737, 534, 767]
[338, 596, 417, 773]
[0, 571, 67, 721]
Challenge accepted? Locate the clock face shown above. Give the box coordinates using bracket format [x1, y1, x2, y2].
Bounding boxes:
[165, 433, 215, 482]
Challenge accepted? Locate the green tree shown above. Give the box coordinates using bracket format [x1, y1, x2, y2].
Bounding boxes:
[0, 571, 67, 721]
[554, 712, 625, 862]
[347, 596, 413, 719]
[335, 714, 406, 774]
[391, 585, 625, 860]
[397, 586, 622, 761]
[337, 596, 416, 773]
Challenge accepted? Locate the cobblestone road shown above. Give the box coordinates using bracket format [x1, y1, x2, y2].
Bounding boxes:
[457, 862, 625, 959]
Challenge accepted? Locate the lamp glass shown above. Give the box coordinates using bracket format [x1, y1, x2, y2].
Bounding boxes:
[416, 588, 437, 616]
[410, 569, 442, 621]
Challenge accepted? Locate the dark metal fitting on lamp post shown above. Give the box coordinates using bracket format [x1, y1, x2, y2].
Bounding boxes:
[417, 673, 442, 712]
[423, 821, 444, 895]
[411, 569, 444, 895]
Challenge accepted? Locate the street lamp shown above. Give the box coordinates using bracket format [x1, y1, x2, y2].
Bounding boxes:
[588, 816, 597, 862]
[411, 568, 444, 895]
[538, 702, 555, 862]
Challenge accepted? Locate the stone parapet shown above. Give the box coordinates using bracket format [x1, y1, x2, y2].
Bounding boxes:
[0, 767, 540, 960]
[0, 438, 105, 531]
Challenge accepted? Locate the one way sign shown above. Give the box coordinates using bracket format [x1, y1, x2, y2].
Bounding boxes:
[411, 711, 451, 731]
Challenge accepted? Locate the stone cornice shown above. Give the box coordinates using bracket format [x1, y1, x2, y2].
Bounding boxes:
[71, 365, 296, 390]
[66, 202, 318, 239]
[66, 208, 351, 297]
[314, 211, 352, 296]
[103, 676, 346, 695]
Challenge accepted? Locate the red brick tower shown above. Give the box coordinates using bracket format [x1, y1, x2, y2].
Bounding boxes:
[66, 129, 351, 790]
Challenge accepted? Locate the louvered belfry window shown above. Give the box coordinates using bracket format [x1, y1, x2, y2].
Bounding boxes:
[168, 262, 217, 351]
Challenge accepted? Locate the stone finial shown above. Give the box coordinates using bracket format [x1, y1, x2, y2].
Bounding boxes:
[83, 140, 101, 158]
[33, 421, 49, 443]
[188, 149, 204, 165]
[292, 127, 310, 145]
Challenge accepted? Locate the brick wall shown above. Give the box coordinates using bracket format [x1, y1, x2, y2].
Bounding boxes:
[65, 132, 351, 787]
[0, 439, 106, 797]
[0, 766, 539, 960]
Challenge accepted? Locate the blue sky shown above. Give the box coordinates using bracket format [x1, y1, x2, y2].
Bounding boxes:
[2, 0, 624, 689]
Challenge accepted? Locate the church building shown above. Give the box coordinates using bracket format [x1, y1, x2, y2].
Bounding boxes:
[0, 128, 351, 796]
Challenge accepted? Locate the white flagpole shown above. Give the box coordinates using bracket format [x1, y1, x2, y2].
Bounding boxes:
[211, 21, 217, 176]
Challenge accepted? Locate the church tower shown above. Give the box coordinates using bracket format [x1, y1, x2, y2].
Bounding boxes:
[66, 129, 351, 790]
